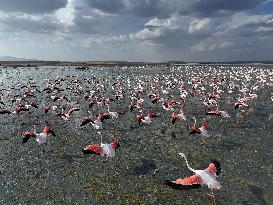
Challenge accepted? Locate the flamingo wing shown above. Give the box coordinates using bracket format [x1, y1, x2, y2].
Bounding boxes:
[97, 112, 110, 122]
[205, 111, 219, 116]
[189, 129, 201, 135]
[80, 117, 93, 126]
[67, 107, 80, 115]
[48, 129, 56, 136]
[111, 140, 120, 150]
[82, 145, 103, 155]
[171, 174, 202, 185]
[22, 131, 36, 143]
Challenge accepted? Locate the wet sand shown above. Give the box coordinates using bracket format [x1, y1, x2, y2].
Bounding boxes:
[0, 65, 273, 205]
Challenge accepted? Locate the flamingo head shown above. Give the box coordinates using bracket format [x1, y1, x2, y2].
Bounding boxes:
[209, 159, 221, 176]
[178, 152, 186, 158]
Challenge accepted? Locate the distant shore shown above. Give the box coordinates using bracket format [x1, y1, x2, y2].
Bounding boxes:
[0, 60, 273, 67]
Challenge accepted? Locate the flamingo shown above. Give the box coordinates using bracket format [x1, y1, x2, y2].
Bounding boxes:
[50, 95, 68, 102]
[82, 134, 120, 158]
[162, 100, 178, 111]
[189, 117, 209, 137]
[42, 105, 50, 114]
[25, 102, 38, 109]
[234, 98, 250, 109]
[205, 109, 230, 118]
[22, 122, 56, 144]
[80, 117, 103, 130]
[80, 112, 110, 130]
[167, 153, 221, 196]
[171, 111, 187, 124]
[56, 107, 80, 121]
[107, 105, 124, 119]
[136, 112, 158, 125]
[128, 103, 137, 113]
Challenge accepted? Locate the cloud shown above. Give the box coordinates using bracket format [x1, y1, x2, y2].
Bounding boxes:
[0, 0, 273, 61]
[0, 0, 67, 13]
[0, 12, 61, 33]
[82, 34, 128, 47]
[188, 18, 211, 34]
[131, 28, 165, 40]
[191, 40, 233, 52]
[55, 0, 76, 26]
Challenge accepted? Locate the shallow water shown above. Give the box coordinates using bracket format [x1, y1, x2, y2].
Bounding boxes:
[0, 64, 273, 204]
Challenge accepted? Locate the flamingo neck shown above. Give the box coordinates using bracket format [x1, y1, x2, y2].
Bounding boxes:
[182, 154, 195, 172]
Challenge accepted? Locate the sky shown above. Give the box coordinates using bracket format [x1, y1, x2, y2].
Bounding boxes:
[0, 0, 273, 62]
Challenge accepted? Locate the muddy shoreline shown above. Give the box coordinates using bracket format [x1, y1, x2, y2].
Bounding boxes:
[0, 65, 272, 204]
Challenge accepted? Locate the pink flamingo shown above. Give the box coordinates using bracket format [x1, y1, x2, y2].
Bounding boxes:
[22, 122, 56, 144]
[82, 133, 119, 158]
[170, 153, 221, 189]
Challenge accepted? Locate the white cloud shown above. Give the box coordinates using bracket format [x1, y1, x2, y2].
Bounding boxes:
[188, 18, 211, 34]
[144, 17, 172, 27]
[191, 40, 233, 52]
[131, 28, 164, 40]
[223, 12, 273, 32]
[82, 34, 128, 47]
[0, 0, 273, 61]
[55, 0, 76, 26]
[256, 26, 273, 32]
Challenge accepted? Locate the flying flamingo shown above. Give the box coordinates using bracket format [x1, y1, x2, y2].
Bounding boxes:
[50, 95, 68, 102]
[82, 133, 120, 158]
[107, 105, 124, 119]
[22, 122, 56, 144]
[162, 100, 178, 111]
[128, 103, 137, 113]
[136, 112, 158, 125]
[42, 105, 51, 114]
[80, 112, 110, 130]
[189, 117, 209, 137]
[234, 98, 249, 109]
[56, 107, 80, 121]
[166, 153, 221, 201]
[171, 111, 187, 124]
[205, 109, 230, 118]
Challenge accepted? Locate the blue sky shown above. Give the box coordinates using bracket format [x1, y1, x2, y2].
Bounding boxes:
[0, 0, 273, 62]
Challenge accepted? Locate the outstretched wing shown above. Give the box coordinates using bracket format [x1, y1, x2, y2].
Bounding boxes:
[189, 129, 200, 135]
[67, 107, 80, 115]
[205, 111, 218, 116]
[82, 145, 102, 155]
[171, 174, 202, 185]
[80, 117, 93, 126]
[22, 131, 36, 144]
